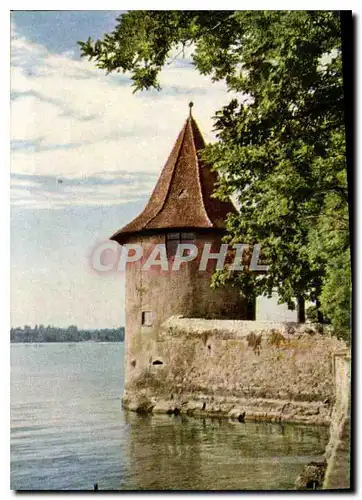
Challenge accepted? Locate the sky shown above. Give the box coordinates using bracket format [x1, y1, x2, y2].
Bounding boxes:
[10, 10, 240, 329]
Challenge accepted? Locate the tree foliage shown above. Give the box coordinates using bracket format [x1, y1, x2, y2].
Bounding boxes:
[79, 11, 351, 338]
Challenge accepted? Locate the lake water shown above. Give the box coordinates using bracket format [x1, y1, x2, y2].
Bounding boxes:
[11, 343, 329, 491]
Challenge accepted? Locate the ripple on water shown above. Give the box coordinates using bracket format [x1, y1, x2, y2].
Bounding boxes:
[11, 343, 329, 491]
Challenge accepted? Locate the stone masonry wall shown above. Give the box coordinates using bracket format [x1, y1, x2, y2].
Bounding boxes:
[323, 350, 351, 489]
[123, 317, 346, 425]
[124, 233, 247, 388]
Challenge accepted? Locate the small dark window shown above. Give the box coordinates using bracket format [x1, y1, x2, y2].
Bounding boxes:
[181, 232, 195, 241]
[166, 232, 196, 259]
[166, 233, 180, 259]
[141, 311, 154, 326]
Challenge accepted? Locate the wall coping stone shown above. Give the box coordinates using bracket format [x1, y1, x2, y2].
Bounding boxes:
[161, 315, 326, 338]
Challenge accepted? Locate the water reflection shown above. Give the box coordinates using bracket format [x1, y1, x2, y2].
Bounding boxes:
[121, 412, 329, 491]
[122, 413, 202, 490]
[11, 344, 329, 491]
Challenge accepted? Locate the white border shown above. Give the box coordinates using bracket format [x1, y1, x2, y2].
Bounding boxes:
[6, 2, 361, 10]
[4, 5, 361, 500]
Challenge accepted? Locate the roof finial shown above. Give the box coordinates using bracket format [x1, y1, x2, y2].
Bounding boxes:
[189, 101, 194, 116]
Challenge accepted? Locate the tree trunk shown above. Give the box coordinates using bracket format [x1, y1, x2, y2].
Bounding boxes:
[297, 297, 305, 323]
[246, 296, 256, 320]
[316, 298, 324, 323]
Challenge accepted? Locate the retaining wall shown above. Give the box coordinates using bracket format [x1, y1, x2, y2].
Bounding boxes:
[123, 317, 346, 425]
[323, 350, 351, 489]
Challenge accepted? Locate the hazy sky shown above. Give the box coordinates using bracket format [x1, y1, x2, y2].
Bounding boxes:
[10, 10, 240, 329]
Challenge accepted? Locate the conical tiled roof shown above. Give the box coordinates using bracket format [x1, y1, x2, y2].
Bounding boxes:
[110, 110, 237, 244]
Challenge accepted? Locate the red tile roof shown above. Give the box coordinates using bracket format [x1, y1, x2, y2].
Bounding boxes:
[110, 111, 237, 244]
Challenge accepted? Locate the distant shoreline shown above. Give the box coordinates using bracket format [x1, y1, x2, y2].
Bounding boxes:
[10, 326, 125, 343]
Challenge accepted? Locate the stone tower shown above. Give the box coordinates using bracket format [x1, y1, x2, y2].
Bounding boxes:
[110, 105, 252, 388]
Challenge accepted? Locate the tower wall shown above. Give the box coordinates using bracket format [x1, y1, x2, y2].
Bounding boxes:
[123, 231, 248, 390]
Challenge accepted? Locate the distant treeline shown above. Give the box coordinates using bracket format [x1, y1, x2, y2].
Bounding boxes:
[10, 325, 125, 343]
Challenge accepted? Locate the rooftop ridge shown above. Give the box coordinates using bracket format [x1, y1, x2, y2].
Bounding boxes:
[143, 118, 188, 229]
[189, 117, 213, 228]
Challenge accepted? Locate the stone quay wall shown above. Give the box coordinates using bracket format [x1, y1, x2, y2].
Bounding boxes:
[123, 317, 347, 426]
[323, 350, 351, 489]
